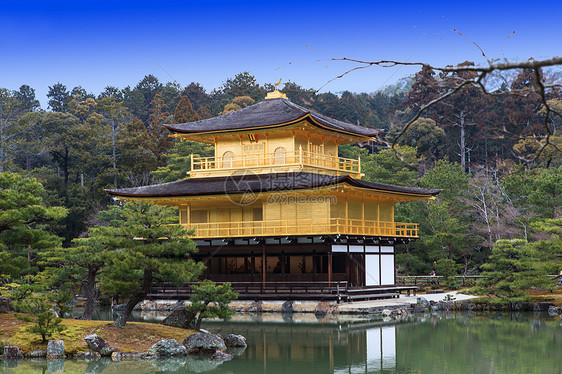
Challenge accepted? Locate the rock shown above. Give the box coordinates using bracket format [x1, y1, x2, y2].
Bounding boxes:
[84, 334, 115, 356]
[548, 305, 560, 316]
[0, 296, 13, 313]
[223, 334, 247, 348]
[183, 333, 227, 355]
[28, 350, 47, 358]
[111, 351, 147, 361]
[247, 300, 262, 313]
[147, 339, 187, 357]
[381, 309, 393, 317]
[417, 297, 430, 309]
[4, 345, 23, 359]
[76, 351, 102, 361]
[314, 302, 330, 318]
[161, 306, 197, 329]
[413, 305, 427, 313]
[281, 300, 294, 314]
[46, 339, 65, 359]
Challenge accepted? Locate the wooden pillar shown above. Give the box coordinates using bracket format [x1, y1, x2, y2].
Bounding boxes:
[251, 251, 255, 282]
[281, 251, 285, 282]
[312, 250, 317, 281]
[328, 252, 332, 283]
[262, 244, 266, 286]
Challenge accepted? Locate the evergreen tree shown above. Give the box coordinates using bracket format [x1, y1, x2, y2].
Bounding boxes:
[99, 201, 204, 326]
[47, 83, 71, 112]
[173, 95, 201, 124]
[472, 239, 557, 301]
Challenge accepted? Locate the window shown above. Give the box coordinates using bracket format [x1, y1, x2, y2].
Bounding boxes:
[243, 142, 264, 166]
[191, 210, 208, 223]
[253, 207, 263, 221]
[222, 151, 234, 168]
[273, 147, 287, 164]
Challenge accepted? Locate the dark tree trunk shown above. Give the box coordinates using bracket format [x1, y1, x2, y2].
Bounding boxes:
[112, 270, 152, 327]
[80, 266, 98, 320]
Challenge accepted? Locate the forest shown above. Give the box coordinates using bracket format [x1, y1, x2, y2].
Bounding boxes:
[1, 64, 562, 287]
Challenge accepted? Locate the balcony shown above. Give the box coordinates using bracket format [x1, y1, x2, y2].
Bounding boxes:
[183, 218, 418, 239]
[189, 150, 361, 178]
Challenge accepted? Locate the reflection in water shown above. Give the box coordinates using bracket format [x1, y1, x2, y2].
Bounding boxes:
[5, 312, 562, 373]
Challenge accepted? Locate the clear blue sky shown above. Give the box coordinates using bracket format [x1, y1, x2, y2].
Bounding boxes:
[1, 0, 560, 107]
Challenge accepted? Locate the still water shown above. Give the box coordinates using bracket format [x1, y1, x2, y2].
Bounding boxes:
[4, 312, 562, 373]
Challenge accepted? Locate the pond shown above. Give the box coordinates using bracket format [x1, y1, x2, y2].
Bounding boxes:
[4, 311, 562, 373]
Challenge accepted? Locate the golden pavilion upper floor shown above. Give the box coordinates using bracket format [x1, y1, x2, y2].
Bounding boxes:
[106, 172, 440, 240]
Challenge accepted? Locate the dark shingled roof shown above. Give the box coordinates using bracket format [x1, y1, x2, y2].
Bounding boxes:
[164, 97, 380, 137]
[106, 172, 441, 198]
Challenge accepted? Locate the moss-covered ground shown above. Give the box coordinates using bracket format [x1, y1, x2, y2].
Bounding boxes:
[0, 313, 196, 354]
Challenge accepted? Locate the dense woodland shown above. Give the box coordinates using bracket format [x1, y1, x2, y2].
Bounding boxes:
[1, 65, 562, 292]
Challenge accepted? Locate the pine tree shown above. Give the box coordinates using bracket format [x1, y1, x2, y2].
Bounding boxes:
[99, 202, 204, 327]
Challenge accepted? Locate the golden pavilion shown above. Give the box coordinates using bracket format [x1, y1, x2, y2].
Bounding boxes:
[107, 91, 440, 299]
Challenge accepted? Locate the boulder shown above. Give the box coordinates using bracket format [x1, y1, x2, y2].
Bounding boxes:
[111, 351, 147, 361]
[281, 300, 294, 314]
[0, 296, 13, 313]
[4, 345, 23, 359]
[84, 334, 115, 356]
[46, 339, 65, 359]
[147, 339, 187, 357]
[183, 333, 226, 355]
[381, 309, 393, 317]
[28, 350, 47, 358]
[76, 351, 102, 361]
[314, 302, 330, 318]
[417, 297, 430, 309]
[247, 300, 262, 313]
[223, 334, 247, 348]
[212, 350, 233, 361]
[548, 305, 560, 316]
[161, 306, 197, 329]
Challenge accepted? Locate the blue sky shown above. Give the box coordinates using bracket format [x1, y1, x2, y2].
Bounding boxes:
[1, 0, 560, 107]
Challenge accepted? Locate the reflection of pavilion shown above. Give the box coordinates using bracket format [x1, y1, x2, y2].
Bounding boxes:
[205, 319, 397, 373]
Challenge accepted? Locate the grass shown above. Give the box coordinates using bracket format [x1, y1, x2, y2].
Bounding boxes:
[0, 313, 196, 354]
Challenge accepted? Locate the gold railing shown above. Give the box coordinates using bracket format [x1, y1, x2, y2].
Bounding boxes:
[183, 219, 418, 239]
[191, 149, 360, 174]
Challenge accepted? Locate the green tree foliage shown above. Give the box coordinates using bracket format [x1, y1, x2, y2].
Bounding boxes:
[0, 173, 66, 279]
[14, 85, 40, 112]
[472, 239, 557, 302]
[13, 293, 66, 343]
[152, 140, 213, 183]
[47, 83, 71, 112]
[97, 201, 204, 326]
[188, 280, 238, 330]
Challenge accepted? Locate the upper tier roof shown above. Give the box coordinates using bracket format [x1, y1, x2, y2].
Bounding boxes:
[106, 172, 441, 199]
[164, 96, 380, 138]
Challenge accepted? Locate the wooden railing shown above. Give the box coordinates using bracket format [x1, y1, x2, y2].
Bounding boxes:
[184, 218, 418, 239]
[190, 149, 360, 174]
